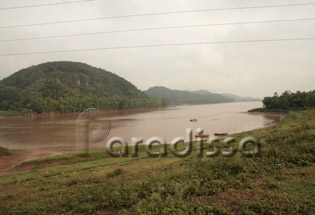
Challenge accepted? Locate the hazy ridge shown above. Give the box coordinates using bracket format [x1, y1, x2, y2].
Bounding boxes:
[144, 86, 260, 105]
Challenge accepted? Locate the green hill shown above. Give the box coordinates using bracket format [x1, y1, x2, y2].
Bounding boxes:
[0, 61, 165, 114]
[144, 86, 234, 105]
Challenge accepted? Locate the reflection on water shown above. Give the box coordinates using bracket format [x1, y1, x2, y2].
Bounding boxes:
[0, 102, 282, 152]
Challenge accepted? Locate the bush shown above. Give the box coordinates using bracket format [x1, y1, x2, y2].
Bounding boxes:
[0, 146, 10, 155]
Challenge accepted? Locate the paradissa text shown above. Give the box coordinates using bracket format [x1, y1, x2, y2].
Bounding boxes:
[105, 128, 261, 158]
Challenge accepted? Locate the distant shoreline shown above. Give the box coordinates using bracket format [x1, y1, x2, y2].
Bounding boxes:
[0, 101, 262, 119]
[0, 107, 167, 119]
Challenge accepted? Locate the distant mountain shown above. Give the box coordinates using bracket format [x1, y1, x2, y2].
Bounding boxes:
[144, 86, 234, 105]
[222, 93, 261, 102]
[194, 90, 260, 101]
[0, 61, 165, 113]
[193, 90, 212, 96]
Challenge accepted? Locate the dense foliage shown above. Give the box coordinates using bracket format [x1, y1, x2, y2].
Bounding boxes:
[0, 62, 167, 114]
[262, 90, 315, 110]
[144, 86, 234, 105]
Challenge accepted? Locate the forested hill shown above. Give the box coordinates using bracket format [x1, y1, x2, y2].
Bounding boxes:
[0, 62, 166, 114]
[144, 86, 234, 105]
[193, 90, 260, 102]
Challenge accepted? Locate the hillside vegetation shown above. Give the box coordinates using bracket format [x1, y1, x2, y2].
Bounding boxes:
[249, 90, 315, 112]
[0, 109, 314, 214]
[263, 90, 315, 110]
[144, 86, 234, 105]
[192, 90, 260, 102]
[0, 62, 167, 114]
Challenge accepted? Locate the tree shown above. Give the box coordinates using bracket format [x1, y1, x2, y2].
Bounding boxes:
[0, 86, 19, 110]
[30, 98, 45, 114]
[263, 90, 315, 110]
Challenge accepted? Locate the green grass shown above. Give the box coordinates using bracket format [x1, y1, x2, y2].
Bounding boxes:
[22, 151, 90, 164]
[0, 147, 24, 156]
[248, 108, 288, 113]
[0, 109, 314, 214]
[248, 107, 309, 113]
[0, 110, 24, 117]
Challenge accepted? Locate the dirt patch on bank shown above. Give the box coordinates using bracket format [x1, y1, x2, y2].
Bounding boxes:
[0, 149, 62, 176]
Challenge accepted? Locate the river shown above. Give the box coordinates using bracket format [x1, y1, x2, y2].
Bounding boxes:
[0, 102, 282, 153]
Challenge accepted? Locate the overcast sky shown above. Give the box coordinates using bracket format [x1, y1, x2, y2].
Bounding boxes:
[0, 0, 314, 98]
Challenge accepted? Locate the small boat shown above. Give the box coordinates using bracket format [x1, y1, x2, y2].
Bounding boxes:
[195, 134, 209, 139]
[214, 133, 228, 137]
[190, 119, 198, 122]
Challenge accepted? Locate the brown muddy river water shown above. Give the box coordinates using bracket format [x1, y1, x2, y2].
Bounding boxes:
[0, 102, 282, 153]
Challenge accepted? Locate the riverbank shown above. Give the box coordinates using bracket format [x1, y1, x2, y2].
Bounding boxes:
[0, 147, 11, 155]
[0, 149, 61, 176]
[247, 111, 287, 127]
[226, 111, 287, 137]
[0, 101, 261, 118]
[0, 109, 314, 214]
[0, 107, 167, 119]
[248, 106, 310, 113]
[248, 107, 287, 113]
[0, 110, 24, 118]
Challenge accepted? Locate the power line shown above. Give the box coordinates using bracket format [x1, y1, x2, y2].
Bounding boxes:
[0, 0, 94, 11]
[1, 2, 315, 29]
[1, 17, 315, 43]
[1, 37, 315, 57]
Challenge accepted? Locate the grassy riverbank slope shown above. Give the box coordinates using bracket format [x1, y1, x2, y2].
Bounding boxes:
[0, 109, 314, 214]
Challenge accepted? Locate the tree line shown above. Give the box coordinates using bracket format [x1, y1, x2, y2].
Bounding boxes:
[0, 85, 168, 114]
[262, 90, 315, 110]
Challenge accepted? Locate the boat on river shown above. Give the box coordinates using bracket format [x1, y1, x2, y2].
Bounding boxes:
[195, 134, 209, 139]
[214, 133, 228, 137]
